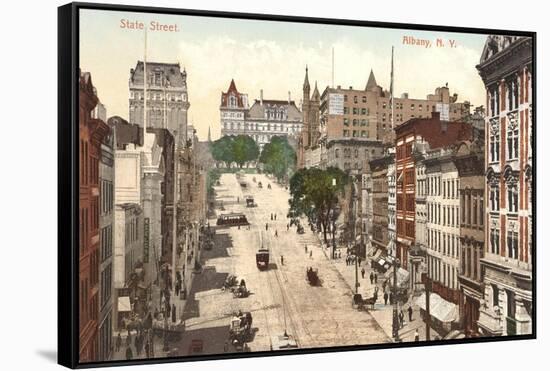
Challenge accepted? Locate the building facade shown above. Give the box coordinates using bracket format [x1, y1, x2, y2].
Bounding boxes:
[477, 35, 533, 336]
[98, 123, 114, 361]
[395, 113, 472, 272]
[129, 61, 189, 146]
[387, 149, 397, 258]
[453, 138, 485, 336]
[220, 80, 302, 151]
[369, 155, 393, 262]
[79, 71, 109, 362]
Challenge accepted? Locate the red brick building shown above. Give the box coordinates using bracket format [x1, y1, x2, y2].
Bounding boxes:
[477, 36, 533, 336]
[395, 112, 472, 271]
[79, 71, 109, 362]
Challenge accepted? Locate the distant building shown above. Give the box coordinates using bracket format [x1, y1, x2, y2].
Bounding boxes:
[220, 80, 302, 151]
[298, 66, 321, 168]
[369, 155, 394, 265]
[477, 35, 533, 336]
[129, 61, 189, 146]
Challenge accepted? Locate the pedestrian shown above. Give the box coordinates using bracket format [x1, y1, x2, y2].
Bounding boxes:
[361, 267, 365, 279]
[270, 213, 273, 220]
[135, 336, 142, 356]
[145, 341, 150, 358]
[369, 272, 374, 284]
[408, 305, 413, 321]
[125, 346, 133, 360]
[115, 333, 122, 352]
[237, 197, 239, 203]
[172, 304, 177, 323]
[304, 244, 308, 253]
[166, 302, 171, 318]
[287, 224, 290, 231]
[358, 257, 362, 266]
[382, 280, 387, 292]
[175, 281, 180, 297]
[224, 341, 229, 353]
[384, 291, 389, 305]
[280, 255, 284, 265]
[275, 230, 278, 237]
[266, 223, 269, 231]
[389, 291, 394, 305]
[309, 250, 313, 259]
[274, 214, 277, 220]
[374, 273, 378, 284]
[399, 309, 405, 328]
[126, 331, 131, 347]
[414, 329, 420, 342]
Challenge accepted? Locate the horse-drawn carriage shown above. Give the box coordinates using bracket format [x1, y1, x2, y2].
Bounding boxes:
[306, 267, 320, 286]
[222, 275, 250, 298]
[245, 196, 257, 208]
[352, 287, 379, 311]
[229, 311, 253, 347]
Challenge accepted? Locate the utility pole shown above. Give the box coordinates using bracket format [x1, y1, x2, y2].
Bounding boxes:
[392, 258, 401, 342]
[425, 279, 431, 341]
[352, 176, 359, 294]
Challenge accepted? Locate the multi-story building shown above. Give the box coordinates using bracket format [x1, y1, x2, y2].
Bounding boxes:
[113, 203, 144, 330]
[79, 71, 109, 362]
[129, 61, 189, 146]
[387, 149, 397, 258]
[394, 112, 472, 273]
[369, 155, 393, 263]
[411, 142, 429, 295]
[220, 80, 302, 151]
[424, 147, 462, 308]
[98, 121, 114, 361]
[326, 139, 385, 174]
[477, 35, 533, 336]
[453, 136, 485, 336]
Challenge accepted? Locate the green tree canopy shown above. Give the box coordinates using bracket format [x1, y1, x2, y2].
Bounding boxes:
[232, 135, 259, 168]
[288, 167, 348, 243]
[259, 136, 296, 181]
[210, 135, 235, 168]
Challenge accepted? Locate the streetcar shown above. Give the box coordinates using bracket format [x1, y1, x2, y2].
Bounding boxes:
[256, 248, 270, 270]
[245, 195, 256, 207]
[216, 213, 249, 226]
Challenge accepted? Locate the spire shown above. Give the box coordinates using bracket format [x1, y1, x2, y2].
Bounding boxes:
[312, 81, 320, 101]
[208, 126, 211, 142]
[365, 69, 378, 91]
[228, 78, 237, 92]
[303, 65, 310, 91]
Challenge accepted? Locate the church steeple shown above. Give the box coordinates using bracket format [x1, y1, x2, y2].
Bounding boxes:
[207, 126, 211, 142]
[312, 81, 320, 101]
[303, 65, 310, 101]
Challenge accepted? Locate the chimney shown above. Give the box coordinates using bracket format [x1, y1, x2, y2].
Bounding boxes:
[288, 91, 291, 104]
[260, 89, 263, 105]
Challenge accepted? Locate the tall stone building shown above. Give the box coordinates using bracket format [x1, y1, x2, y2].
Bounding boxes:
[129, 61, 189, 146]
[298, 66, 321, 168]
[369, 155, 394, 264]
[220, 80, 302, 151]
[477, 35, 533, 336]
[453, 133, 485, 336]
[98, 121, 114, 361]
[79, 71, 109, 362]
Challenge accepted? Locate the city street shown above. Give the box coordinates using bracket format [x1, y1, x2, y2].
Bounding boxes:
[175, 172, 390, 356]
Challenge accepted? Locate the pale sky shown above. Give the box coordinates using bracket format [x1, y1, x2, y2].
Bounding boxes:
[80, 9, 491, 141]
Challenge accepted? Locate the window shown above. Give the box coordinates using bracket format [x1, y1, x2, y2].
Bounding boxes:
[507, 77, 519, 111]
[506, 290, 516, 319]
[344, 118, 349, 126]
[507, 182, 518, 213]
[490, 85, 500, 117]
[491, 284, 499, 308]
[362, 96, 367, 103]
[343, 130, 349, 137]
[507, 229, 518, 259]
[507, 121, 519, 160]
[490, 227, 500, 254]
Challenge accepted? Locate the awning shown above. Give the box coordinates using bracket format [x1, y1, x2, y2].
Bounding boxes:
[386, 267, 410, 287]
[415, 293, 458, 323]
[118, 296, 131, 312]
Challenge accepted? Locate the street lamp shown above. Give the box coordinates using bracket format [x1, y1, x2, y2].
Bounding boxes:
[392, 258, 401, 342]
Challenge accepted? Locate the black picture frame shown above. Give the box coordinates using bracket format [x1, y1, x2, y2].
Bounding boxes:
[58, 2, 536, 368]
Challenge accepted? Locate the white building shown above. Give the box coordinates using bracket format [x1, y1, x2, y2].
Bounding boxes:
[387, 148, 396, 258]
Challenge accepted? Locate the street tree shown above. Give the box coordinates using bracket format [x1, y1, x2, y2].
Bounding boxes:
[288, 167, 348, 244]
[232, 135, 259, 168]
[259, 136, 296, 181]
[210, 135, 235, 168]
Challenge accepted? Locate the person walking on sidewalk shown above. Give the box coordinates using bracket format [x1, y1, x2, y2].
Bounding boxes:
[369, 272, 374, 284]
[275, 230, 278, 237]
[116, 333, 122, 352]
[399, 309, 405, 328]
[309, 250, 313, 259]
[414, 329, 420, 342]
[172, 304, 177, 323]
[374, 273, 378, 284]
[384, 291, 389, 305]
[304, 244, 308, 254]
[361, 267, 365, 279]
[266, 223, 269, 231]
[280, 255, 284, 265]
[126, 331, 132, 347]
[408, 305, 413, 321]
[125, 346, 133, 360]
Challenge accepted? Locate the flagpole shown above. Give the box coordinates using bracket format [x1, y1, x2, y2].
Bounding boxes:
[390, 46, 394, 130]
[143, 28, 148, 135]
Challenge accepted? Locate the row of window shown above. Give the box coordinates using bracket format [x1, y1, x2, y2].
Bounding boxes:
[222, 121, 300, 132]
[427, 228, 460, 259]
[396, 142, 413, 161]
[461, 242, 481, 282]
[125, 218, 140, 245]
[343, 107, 369, 115]
[489, 227, 519, 259]
[488, 77, 520, 118]
[489, 182, 518, 214]
[343, 118, 370, 126]
[80, 140, 99, 186]
[460, 190, 484, 228]
[428, 202, 460, 228]
[100, 180, 113, 215]
[488, 121, 519, 163]
[335, 148, 375, 159]
[100, 263, 112, 310]
[130, 91, 186, 102]
[100, 225, 113, 262]
[427, 255, 458, 290]
[343, 129, 370, 138]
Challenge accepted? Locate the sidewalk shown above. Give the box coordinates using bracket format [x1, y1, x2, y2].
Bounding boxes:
[315, 234, 437, 343]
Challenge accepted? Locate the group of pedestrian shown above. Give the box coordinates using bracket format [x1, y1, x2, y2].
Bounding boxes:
[270, 213, 277, 220]
[369, 271, 378, 284]
[345, 254, 357, 266]
[124, 328, 150, 360]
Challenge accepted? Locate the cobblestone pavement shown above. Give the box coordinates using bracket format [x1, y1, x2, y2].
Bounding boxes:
[169, 172, 391, 357]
